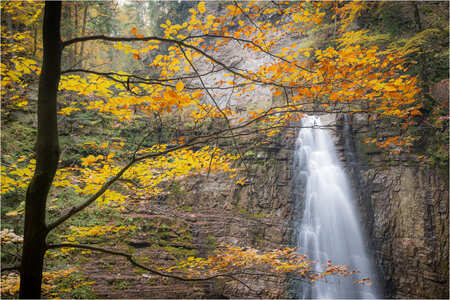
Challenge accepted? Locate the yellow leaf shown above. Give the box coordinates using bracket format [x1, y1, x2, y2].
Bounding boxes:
[176, 81, 184, 93]
[198, 1, 206, 14]
[6, 210, 19, 217]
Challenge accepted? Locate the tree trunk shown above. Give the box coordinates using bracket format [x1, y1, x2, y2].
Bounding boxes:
[19, 2, 62, 298]
[62, 2, 74, 68]
[79, 3, 89, 68]
[32, 24, 38, 56]
[74, 2, 79, 59]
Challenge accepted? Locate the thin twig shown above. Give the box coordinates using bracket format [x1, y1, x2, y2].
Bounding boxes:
[178, 44, 249, 171]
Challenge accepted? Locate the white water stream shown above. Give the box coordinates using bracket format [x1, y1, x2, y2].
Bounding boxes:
[294, 116, 379, 299]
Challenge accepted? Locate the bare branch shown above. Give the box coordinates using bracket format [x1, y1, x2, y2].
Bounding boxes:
[184, 33, 312, 73]
[47, 243, 235, 281]
[61, 68, 257, 91]
[62, 35, 173, 48]
[62, 67, 225, 83]
[46, 99, 373, 232]
[61, 34, 289, 88]
[45, 134, 213, 232]
[46, 158, 136, 232]
[46, 243, 295, 294]
[179, 44, 249, 170]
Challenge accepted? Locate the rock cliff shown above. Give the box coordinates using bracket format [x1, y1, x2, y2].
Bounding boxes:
[336, 115, 449, 299]
[84, 116, 447, 299]
[83, 131, 298, 298]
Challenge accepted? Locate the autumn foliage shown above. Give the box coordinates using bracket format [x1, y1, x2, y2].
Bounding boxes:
[1, 0, 446, 298]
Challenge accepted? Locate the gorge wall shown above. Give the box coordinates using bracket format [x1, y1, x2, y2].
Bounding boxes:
[212, 114, 449, 299]
[335, 115, 449, 299]
[83, 117, 448, 299]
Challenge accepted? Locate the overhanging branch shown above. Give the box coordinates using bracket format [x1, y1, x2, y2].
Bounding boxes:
[46, 102, 373, 232]
[47, 243, 235, 282]
[61, 34, 289, 88]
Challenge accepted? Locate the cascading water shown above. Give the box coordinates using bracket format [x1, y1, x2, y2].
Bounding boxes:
[293, 116, 379, 299]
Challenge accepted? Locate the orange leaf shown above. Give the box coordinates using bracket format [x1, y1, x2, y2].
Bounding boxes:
[274, 90, 282, 96]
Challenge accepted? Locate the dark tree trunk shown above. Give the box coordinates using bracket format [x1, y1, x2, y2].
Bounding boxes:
[62, 2, 74, 68]
[79, 3, 89, 67]
[32, 25, 38, 56]
[19, 2, 62, 298]
[74, 2, 79, 58]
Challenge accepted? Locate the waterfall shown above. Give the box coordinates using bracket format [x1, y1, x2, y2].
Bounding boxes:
[293, 116, 379, 299]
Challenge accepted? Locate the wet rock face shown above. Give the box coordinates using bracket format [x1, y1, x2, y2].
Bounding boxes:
[361, 167, 449, 299]
[336, 116, 449, 299]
